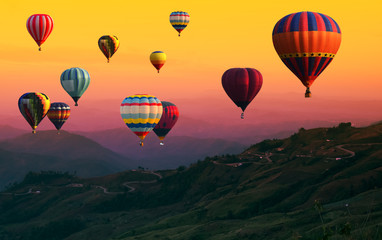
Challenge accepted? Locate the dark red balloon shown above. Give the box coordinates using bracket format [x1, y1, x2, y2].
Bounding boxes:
[222, 68, 263, 116]
[153, 101, 179, 145]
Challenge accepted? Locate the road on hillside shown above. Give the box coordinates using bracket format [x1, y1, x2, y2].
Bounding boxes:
[95, 171, 162, 195]
[1, 188, 40, 196]
[212, 151, 273, 167]
[328, 143, 382, 160]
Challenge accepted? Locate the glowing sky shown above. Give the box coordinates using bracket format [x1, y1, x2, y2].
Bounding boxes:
[1, 0, 381, 132]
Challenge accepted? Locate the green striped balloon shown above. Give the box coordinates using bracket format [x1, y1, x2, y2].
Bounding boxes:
[60, 67, 90, 106]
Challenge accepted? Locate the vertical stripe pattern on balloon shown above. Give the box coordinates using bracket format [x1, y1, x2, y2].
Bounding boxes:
[272, 11, 341, 90]
[153, 101, 179, 142]
[60, 67, 91, 106]
[98, 35, 120, 62]
[26, 14, 54, 50]
[18, 92, 50, 133]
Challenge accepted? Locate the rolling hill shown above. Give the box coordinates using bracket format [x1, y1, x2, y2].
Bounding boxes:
[0, 122, 381, 240]
[0, 131, 136, 189]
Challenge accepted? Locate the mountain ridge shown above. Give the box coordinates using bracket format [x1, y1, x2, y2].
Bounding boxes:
[0, 122, 381, 239]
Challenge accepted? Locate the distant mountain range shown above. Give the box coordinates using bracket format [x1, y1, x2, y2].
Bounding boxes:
[0, 131, 134, 189]
[77, 128, 247, 169]
[0, 121, 381, 240]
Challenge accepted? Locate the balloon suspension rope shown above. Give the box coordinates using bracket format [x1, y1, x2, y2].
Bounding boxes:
[241, 112, 245, 119]
[160, 141, 164, 146]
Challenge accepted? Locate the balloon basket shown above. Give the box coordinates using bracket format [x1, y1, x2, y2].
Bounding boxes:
[241, 112, 244, 119]
[139, 141, 144, 147]
[305, 88, 312, 98]
[160, 141, 164, 146]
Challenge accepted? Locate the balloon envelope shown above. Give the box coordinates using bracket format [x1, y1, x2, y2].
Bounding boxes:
[47, 102, 71, 131]
[60, 67, 90, 106]
[26, 14, 54, 51]
[150, 51, 166, 73]
[222, 68, 263, 117]
[272, 11, 341, 97]
[170, 11, 190, 36]
[98, 35, 120, 63]
[153, 101, 179, 144]
[18, 92, 50, 133]
[120, 94, 163, 145]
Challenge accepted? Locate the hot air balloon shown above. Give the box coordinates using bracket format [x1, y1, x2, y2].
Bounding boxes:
[150, 51, 166, 73]
[222, 68, 263, 119]
[120, 94, 163, 146]
[98, 35, 120, 63]
[153, 101, 179, 145]
[60, 67, 90, 106]
[26, 14, 54, 51]
[272, 11, 341, 97]
[47, 102, 71, 134]
[18, 92, 50, 134]
[170, 11, 190, 36]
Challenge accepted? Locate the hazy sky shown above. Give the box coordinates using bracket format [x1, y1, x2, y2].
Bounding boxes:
[1, 0, 381, 132]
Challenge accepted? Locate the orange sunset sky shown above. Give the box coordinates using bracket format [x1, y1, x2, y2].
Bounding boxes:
[1, 0, 382, 132]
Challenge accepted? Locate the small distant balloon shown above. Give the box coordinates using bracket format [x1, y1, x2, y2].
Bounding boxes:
[222, 68, 263, 119]
[98, 35, 120, 63]
[120, 94, 163, 146]
[272, 11, 341, 97]
[60, 67, 90, 106]
[170, 11, 190, 36]
[153, 101, 179, 145]
[47, 102, 71, 134]
[26, 14, 54, 51]
[150, 51, 166, 73]
[18, 92, 50, 134]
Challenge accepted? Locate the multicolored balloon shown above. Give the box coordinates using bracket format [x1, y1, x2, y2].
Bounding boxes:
[18, 92, 50, 134]
[120, 94, 163, 146]
[47, 102, 71, 134]
[170, 11, 190, 36]
[272, 11, 342, 97]
[60, 67, 90, 106]
[150, 51, 166, 73]
[26, 14, 54, 51]
[222, 68, 263, 119]
[98, 35, 120, 63]
[153, 101, 179, 145]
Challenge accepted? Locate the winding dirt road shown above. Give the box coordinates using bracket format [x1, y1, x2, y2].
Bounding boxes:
[327, 143, 382, 160]
[95, 171, 162, 195]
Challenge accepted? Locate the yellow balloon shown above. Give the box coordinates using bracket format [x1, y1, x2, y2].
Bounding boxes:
[150, 51, 166, 73]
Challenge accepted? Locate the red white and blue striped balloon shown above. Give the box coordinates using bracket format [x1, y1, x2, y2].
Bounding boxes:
[26, 14, 54, 51]
[170, 11, 190, 36]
